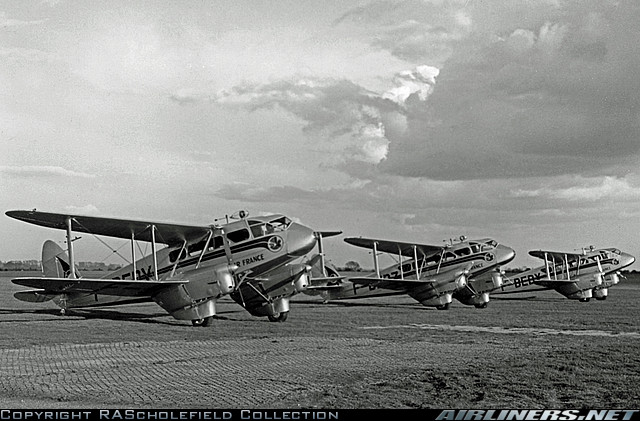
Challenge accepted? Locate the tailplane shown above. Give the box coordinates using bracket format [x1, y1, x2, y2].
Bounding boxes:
[41, 240, 80, 278]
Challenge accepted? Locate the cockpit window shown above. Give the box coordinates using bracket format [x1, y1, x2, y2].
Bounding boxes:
[469, 242, 482, 254]
[269, 216, 292, 232]
[482, 240, 497, 251]
[613, 249, 621, 255]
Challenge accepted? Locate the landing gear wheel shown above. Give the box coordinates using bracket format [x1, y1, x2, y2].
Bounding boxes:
[192, 316, 214, 327]
[436, 304, 450, 311]
[596, 296, 607, 301]
[268, 311, 289, 322]
[475, 303, 488, 309]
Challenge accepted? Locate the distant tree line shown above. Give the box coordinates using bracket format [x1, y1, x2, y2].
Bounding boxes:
[0, 260, 122, 271]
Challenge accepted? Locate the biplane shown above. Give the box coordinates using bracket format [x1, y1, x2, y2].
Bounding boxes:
[492, 246, 635, 301]
[6, 209, 323, 326]
[304, 235, 516, 309]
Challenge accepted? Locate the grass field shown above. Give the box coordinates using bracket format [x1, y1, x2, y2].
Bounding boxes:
[0, 272, 638, 409]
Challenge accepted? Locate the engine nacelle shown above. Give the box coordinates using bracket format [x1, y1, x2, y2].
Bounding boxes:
[421, 292, 453, 307]
[593, 272, 604, 286]
[249, 297, 291, 317]
[215, 264, 238, 294]
[294, 271, 310, 292]
[606, 273, 621, 286]
[455, 271, 468, 290]
[593, 288, 608, 300]
[491, 272, 504, 289]
[567, 288, 593, 301]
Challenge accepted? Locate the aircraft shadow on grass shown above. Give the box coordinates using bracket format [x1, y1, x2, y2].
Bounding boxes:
[0, 307, 246, 326]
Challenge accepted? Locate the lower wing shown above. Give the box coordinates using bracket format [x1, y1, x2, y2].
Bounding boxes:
[12, 277, 188, 297]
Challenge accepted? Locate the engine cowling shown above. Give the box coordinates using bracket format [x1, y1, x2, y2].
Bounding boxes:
[606, 272, 621, 286]
[593, 288, 608, 300]
[593, 272, 604, 286]
[421, 292, 453, 307]
[294, 270, 310, 292]
[455, 270, 469, 290]
[215, 263, 238, 294]
[491, 271, 504, 289]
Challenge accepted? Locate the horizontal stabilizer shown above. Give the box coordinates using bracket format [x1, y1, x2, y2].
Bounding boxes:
[14, 290, 57, 303]
[12, 277, 188, 297]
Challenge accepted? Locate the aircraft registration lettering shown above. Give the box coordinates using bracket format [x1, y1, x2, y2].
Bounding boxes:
[503, 271, 546, 290]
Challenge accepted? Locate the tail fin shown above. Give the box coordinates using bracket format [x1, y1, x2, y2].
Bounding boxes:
[41, 240, 80, 278]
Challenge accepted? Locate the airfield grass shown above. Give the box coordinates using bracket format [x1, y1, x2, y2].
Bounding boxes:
[0, 271, 639, 409]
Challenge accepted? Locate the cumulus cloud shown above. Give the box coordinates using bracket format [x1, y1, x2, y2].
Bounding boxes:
[383, 65, 439, 106]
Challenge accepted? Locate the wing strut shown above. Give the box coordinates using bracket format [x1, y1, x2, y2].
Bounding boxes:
[316, 232, 327, 277]
[564, 253, 570, 281]
[151, 225, 158, 281]
[171, 240, 188, 276]
[131, 232, 137, 280]
[372, 241, 380, 278]
[65, 216, 76, 279]
[413, 245, 420, 280]
[196, 230, 213, 269]
[398, 244, 404, 280]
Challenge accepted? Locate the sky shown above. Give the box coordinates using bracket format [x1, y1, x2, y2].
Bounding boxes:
[1, 0, 640, 270]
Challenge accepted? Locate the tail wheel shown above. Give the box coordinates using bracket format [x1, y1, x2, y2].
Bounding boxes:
[475, 303, 488, 309]
[268, 311, 289, 322]
[436, 304, 450, 311]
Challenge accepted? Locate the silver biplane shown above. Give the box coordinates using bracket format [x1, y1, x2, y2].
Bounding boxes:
[491, 246, 635, 301]
[6, 209, 322, 326]
[305, 235, 516, 309]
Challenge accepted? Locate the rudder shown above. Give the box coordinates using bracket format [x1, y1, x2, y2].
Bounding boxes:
[41, 240, 79, 278]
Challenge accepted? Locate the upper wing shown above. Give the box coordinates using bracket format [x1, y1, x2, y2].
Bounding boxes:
[344, 237, 442, 258]
[528, 250, 583, 263]
[12, 277, 188, 297]
[6, 210, 211, 247]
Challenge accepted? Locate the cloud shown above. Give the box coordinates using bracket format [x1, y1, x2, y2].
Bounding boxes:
[510, 176, 640, 202]
[382, 65, 439, 106]
[333, 0, 472, 64]
[0, 11, 46, 27]
[0, 166, 96, 179]
[64, 204, 99, 214]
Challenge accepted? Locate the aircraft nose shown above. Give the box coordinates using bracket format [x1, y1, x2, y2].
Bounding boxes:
[497, 244, 516, 265]
[286, 223, 317, 257]
[620, 252, 636, 268]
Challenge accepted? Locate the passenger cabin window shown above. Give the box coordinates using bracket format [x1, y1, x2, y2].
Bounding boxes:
[249, 220, 268, 238]
[227, 228, 250, 244]
[469, 242, 481, 254]
[423, 254, 441, 266]
[454, 247, 471, 257]
[443, 251, 456, 261]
